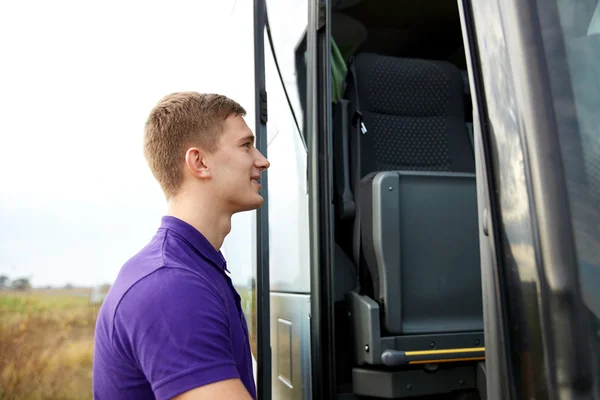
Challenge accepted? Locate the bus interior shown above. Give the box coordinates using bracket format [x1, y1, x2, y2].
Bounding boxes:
[295, 0, 486, 398]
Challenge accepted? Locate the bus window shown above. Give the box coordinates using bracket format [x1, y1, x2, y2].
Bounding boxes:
[262, 0, 310, 294]
[265, 0, 307, 134]
[263, 36, 311, 293]
[541, 0, 600, 375]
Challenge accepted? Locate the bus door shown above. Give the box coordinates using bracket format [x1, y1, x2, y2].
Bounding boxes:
[462, 0, 600, 397]
[254, 0, 316, 399]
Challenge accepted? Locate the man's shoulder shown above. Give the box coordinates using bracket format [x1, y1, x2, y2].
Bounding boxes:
[123, 265, 218, 306]
[98, 236, 221, 331]
[98, 264, 226, 349]
[105, 228, 217, 308]
[110, 264, 221, 320]
[96, 227, 229, 341]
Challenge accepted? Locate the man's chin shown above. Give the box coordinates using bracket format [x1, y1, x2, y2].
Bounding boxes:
[233, 195, 264, 213]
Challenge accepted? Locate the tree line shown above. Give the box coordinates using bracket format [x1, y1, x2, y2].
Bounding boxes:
[0, 275, 32, 291]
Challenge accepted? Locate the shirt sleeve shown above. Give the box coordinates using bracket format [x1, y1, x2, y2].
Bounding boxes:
[113, 267, 240, 400]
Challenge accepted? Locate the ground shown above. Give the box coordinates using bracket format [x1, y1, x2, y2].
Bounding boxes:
[0, 288, 99, 400]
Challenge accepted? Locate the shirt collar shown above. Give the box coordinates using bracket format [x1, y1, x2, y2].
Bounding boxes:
[159, 215, 228, 272]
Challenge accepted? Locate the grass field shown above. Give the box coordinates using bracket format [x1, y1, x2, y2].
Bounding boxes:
[0, 286, 258, 400]
[0, 288, 100, 400]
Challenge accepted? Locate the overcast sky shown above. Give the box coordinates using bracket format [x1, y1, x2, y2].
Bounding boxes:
[0, 0, 262, 287]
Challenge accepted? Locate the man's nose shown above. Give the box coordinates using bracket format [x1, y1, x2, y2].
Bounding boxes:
[256, 152, 270, 170]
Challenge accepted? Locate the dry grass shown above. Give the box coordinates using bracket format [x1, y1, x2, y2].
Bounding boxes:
[0, 286, 257, 399]
[238, 287, 258, 358]
[0, 289, 99, 400]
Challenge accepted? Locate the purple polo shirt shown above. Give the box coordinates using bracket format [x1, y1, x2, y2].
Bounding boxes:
[93, 216, 256, 400]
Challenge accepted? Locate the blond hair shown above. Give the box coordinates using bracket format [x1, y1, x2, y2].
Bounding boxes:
[143, 92, 246, 198]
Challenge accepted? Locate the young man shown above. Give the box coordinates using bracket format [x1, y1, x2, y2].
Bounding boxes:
[93, 92, 269, 400]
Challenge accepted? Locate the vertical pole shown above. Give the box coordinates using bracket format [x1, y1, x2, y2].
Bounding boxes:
[253, 1, 271, 399]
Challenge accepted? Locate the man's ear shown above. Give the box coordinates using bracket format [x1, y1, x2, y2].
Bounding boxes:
[184, 147, 210, 179]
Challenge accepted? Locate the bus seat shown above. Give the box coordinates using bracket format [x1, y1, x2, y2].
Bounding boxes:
[357, 170, 482, 335]
[335, 53, 483, 384]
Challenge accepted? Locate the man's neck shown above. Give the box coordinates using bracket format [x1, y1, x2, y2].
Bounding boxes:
[166, 196, 232, 251]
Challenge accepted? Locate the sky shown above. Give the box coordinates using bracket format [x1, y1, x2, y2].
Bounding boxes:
[0, 0, 263, 287]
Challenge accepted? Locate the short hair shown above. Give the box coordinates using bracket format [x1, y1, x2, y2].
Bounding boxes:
[143, 92, 246, 199]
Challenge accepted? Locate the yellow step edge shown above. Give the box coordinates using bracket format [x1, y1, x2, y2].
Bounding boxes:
[405, 347, 485, 356]
[409, 356, 486, 364]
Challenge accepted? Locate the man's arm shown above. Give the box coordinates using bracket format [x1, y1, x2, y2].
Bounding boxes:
[171, 378, 253, 400]
[114, 268, 253, 400]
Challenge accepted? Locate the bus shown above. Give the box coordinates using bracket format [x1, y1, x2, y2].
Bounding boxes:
[228, 0, 600, 398]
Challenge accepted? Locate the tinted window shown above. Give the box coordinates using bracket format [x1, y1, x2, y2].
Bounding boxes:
[541, 0, 600, 377]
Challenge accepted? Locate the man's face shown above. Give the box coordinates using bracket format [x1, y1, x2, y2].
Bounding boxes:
[207, 114, 270, 213]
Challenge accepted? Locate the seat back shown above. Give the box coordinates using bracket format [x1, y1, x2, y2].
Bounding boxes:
[345, 53, 474, 180]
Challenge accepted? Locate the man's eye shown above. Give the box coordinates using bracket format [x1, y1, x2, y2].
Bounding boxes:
[243, 142, 251, 148]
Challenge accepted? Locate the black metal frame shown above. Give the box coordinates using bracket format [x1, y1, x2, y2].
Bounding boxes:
[253, 1, 272, 399]
[307, 0, 336, 399]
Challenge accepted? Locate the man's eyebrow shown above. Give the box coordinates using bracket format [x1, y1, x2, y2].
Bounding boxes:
[240, 135, 255, 144]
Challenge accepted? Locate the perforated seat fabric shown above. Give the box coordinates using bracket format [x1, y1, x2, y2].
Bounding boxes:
[344, 53, 474, 188]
